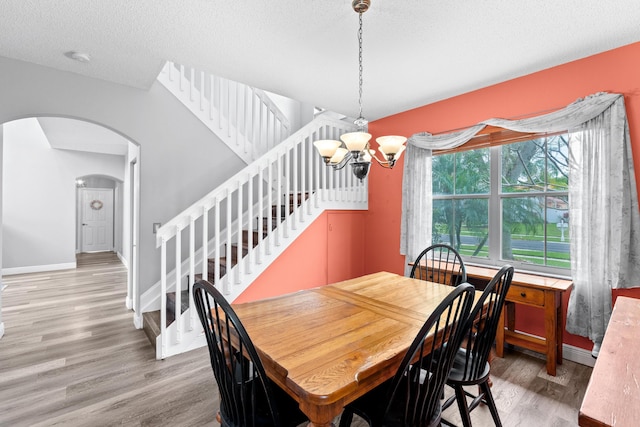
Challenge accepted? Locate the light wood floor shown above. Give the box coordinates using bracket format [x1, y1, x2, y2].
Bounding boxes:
[0, 253, 592, 426]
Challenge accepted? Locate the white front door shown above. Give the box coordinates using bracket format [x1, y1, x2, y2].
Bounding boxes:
[81, 188, 114, 252]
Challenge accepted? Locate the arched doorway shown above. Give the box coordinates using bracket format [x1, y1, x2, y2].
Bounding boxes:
[1, 116, 141, 330]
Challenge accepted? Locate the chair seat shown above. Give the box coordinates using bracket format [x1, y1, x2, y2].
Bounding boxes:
[447, 348, 491, 385]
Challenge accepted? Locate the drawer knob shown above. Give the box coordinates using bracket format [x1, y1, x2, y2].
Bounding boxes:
[520, 292, 526, 297]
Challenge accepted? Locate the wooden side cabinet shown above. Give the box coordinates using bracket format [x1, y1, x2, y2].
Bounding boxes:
[465, 265, 572, 376]
[412, 263, 572, 376]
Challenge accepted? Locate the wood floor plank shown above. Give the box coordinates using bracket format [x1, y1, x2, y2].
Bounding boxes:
[0, 252, 592, 426]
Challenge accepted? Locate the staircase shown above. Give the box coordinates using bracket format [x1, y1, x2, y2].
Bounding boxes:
[142, 192, 309, 349]
[141, 114, 366, 359]
[157, 61, 291, 164]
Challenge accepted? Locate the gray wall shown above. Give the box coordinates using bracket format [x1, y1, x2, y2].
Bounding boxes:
[0, 56, 245, 294]
[3, 119, 125, 272]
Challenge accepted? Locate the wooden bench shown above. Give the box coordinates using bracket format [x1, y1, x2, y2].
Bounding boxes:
[578, 296, 640, 427]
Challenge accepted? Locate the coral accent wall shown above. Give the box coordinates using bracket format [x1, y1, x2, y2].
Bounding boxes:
[366, 41, 640, 350]
[234, 210, 366, 303]
[237, 41, 640, 351]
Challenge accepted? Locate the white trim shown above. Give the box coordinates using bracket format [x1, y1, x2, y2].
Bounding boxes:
[2, 262, 76, 276]
[117, 251, 128, 268]
[133, 313, 143, 330]
[126, 296, 132, 310]
[563, 343, 596, 367]
[0, 322, 5, 340]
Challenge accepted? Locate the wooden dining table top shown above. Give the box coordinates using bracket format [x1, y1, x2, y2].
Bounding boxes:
[232, 271, 480, 427]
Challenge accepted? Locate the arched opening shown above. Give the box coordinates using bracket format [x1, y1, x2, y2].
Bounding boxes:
[1, 116, 141, 325]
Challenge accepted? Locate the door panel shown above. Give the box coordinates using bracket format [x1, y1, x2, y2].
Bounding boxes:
[81, 188, 114, 252]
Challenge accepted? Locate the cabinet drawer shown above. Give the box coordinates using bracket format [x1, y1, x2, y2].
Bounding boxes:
[507, 285, 545, 306]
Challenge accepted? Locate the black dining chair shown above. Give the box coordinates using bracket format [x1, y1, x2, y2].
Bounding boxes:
[441, 265, 514, 427]
[192, 279, 308, 427]
[409, 244, 467, 287]
[338, 283, 476, 427]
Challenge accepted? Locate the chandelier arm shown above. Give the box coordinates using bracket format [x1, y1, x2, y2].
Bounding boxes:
[331, 152, 354, 170]
[368, 151, 393, 168]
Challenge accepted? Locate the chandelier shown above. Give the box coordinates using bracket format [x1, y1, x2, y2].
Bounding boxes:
[313, 0, 407, 181]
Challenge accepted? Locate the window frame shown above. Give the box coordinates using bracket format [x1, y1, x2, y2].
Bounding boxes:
[432, 128, 571, 277]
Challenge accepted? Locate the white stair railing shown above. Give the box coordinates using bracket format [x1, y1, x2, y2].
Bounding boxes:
[157, 61, 291, 164]
[153, 116, 366, 359]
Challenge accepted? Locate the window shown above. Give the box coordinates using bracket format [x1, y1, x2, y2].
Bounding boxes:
[432, 134, 570, 275]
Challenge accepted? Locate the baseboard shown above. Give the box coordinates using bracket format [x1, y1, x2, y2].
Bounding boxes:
[117, 252, 128, 269]
[2, 262, 77, 276]
[0, 322, 5, 340]
[563, 343, 596, 367]
[133, 313, 143, 330]
[126, 296, 133, 310]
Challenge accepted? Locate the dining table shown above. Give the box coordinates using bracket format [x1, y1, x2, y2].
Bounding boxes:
[231, 271, 482, 427]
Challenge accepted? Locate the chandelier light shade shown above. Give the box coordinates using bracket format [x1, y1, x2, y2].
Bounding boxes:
[313, 0, 407, 181]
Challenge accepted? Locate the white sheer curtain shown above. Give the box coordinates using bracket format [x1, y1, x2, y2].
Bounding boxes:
[566, 98, 640, 348]
[400, 92, 640, 344]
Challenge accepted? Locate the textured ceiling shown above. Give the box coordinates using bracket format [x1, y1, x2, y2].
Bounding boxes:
[1, 1, 640, 121]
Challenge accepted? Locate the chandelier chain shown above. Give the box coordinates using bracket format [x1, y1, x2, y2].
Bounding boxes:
[358, 12, 364, 124]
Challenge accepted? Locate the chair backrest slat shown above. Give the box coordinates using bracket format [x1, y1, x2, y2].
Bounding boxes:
[410, 244, 467, 286]
[383, 283, 476, 426]
[193, 279, 282, 427]
[461, 265, 514, 381]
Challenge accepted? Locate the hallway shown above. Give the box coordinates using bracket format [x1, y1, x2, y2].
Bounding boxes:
[0, 252, 217, 426]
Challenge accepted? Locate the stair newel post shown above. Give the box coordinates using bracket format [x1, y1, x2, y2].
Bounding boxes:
[236, 178, 243, 285]
[175, 225, 183, 344]
[247, 171, 253, 274]
[189, 214, 196, 331]
[160, 236, 167, 359]
[214, 198, 221, 289]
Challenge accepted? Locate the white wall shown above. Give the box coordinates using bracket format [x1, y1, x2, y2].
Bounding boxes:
[2, 119, 125, 273]
[0, 124, 4, 338]
[0, 56, 245, 294]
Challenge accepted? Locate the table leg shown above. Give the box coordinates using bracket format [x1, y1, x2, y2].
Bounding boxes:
[301, 402, 340, 427]
[496, 306, 505, 358]
[544, 291, 558, 376]
[556, 293, 564, 365]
